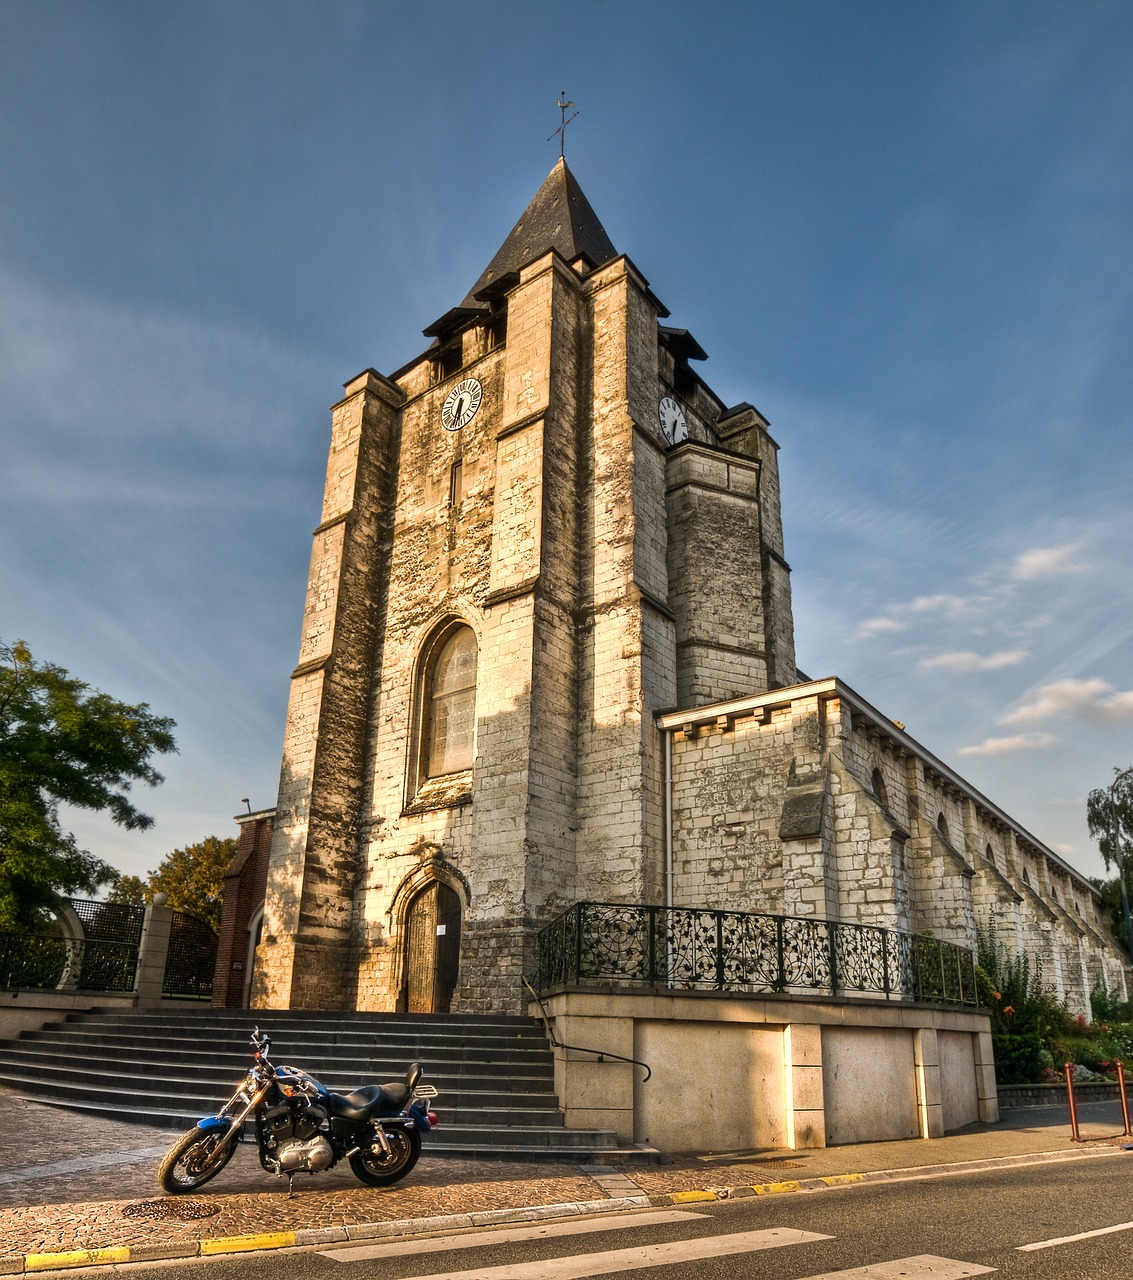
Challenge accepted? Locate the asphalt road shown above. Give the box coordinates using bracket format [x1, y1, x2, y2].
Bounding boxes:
[98, 1149, 1133, 1280]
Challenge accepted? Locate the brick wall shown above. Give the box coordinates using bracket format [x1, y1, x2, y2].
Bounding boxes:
[212, 811, 273, 1008]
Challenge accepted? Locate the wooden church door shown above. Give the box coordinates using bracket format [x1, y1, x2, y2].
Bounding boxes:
[404, 881, 461, 1013]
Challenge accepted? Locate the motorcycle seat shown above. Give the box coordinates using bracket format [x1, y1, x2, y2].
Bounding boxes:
[325, 1082, 411, 1122]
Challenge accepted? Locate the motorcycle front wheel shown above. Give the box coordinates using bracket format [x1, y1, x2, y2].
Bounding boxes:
[348, 1127, 421, 1186]
[157, 1124, 237, 1193]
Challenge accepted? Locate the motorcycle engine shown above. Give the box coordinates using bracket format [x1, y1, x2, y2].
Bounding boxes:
[277, 1134, 333, 1173]
[262, 1098, 333, 1173]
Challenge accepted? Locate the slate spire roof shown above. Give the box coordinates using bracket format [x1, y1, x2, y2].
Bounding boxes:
[459, 157, 618, 308]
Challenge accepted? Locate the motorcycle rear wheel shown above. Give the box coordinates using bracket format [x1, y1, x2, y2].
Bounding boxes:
[158, 1124, 237, 1194]
[348, 1127, 421, 1186]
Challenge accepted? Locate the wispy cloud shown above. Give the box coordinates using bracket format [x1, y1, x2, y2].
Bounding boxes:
[1011, 543, 1085, 581]
[908, 593, 982, 616]
[1000, 678, 1133, 726]
[920, 649, 1028, 673]
[959, 732, 1057, 757]
[854, 617, 908, 640]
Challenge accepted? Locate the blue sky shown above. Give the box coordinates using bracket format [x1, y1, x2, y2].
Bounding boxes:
[2, 1, 1131, 883]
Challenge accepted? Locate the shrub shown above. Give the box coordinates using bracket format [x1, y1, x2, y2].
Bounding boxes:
[992, 1031, 1046, 1086]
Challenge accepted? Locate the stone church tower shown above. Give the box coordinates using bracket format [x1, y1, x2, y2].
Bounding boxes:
[253, 159, 796, 1014]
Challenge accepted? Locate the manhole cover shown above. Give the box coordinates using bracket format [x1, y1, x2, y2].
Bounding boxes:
[122, 1199, 220, 1221]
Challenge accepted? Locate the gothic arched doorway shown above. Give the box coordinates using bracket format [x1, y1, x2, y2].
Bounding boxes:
[403, 881, 462, 1013]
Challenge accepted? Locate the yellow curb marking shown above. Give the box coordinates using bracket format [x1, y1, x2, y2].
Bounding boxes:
[669, 1190, 718, 1204]
[751, 1179, 802, 1195]
[200, 1232, 297, 1255]
[821, 1173, 865, 1186]
[26, 1248, 131, 1271]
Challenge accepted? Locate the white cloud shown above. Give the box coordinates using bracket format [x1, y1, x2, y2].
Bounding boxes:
[909, 594, 977, 615]
[959, 733, 1057, 757]
[1000, 678, 1133, 726]
[1011, 543, 1085, 581]
[920, 648, 1028, 673]
[854, 617, 907, 640]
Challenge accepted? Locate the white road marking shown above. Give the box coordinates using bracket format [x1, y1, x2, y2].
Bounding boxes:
[321, 1210, 708, 1262]
[1017, 1219, 1133, 1252]
[0, 1146, 169, 1185]
[334, 1226, 831, 1279]
[798, 1258, 994, 1279]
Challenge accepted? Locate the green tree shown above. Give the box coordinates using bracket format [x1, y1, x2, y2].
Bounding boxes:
[1087, 765, 1133, 956]
[0, 640, 176, 929]
[107, 836, 235, 933]
[108, 873, 148, 907]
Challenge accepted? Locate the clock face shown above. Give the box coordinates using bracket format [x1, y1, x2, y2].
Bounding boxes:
[441, 378, 483, 431]
[658, 396, 688, 444]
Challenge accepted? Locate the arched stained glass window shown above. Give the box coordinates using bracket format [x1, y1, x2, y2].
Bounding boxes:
[424, 625, 477, 778]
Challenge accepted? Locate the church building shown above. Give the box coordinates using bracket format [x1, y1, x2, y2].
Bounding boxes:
[250, 159, 1128, 1026]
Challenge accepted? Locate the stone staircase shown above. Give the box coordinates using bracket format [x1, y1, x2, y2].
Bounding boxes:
[0, 1007, 621, 1160]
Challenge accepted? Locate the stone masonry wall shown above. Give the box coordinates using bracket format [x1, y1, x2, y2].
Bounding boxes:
[261, 234, 800, 1014]
[254, 371, 403, 1011]
[664, 679, 1129, 1017]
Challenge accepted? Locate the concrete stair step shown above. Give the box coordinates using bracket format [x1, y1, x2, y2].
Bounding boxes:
[0, 1043, 551, 1082]
[22, 1026, 553, 1059]
[0, 1061, 563, 1117]
[0, 1048, 553, 1096]
[0, 1062, 567, 1124]
[64, 1010, 544, 1035]
[0, 1009, 619, 1161]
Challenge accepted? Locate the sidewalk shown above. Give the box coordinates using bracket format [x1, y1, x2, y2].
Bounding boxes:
[1, 1085, 1130, 1273]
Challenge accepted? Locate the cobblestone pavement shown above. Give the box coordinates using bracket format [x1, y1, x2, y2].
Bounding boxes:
[1, 1085, 1129, 1263]
[0, 1088, 611, 1255]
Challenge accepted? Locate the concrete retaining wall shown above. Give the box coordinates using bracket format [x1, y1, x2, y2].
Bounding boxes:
[536, 987, 996, 1154]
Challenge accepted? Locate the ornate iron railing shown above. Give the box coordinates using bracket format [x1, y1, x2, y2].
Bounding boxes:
[535, 902, 978, 1007]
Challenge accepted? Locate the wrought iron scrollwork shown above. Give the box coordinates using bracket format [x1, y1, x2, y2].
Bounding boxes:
[536, 902, 977, 1007]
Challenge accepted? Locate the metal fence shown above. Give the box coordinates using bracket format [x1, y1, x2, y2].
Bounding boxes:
[162, 909, 217, 1000]
[0, 933, 71, 990]
[535, 901, 978, 1007]
[0, 898, 144, 992]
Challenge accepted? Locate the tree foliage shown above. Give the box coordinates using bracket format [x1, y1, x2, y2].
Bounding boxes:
[0, 640, 176, 929]
[107, 836, 235, 933]
[1087, 765, 1133, 871]
[1087, 765, 1133, 954]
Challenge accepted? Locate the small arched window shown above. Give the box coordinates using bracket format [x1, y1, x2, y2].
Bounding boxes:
[937, 812, 949, 841]
[871, 768, 889, 809]
[422, 624, 477, 779]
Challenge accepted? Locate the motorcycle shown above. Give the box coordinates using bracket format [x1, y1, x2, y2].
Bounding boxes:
[158, 1028, 438, 1195]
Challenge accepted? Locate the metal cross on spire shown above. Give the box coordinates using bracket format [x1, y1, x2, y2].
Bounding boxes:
[548, 92, 578, 158]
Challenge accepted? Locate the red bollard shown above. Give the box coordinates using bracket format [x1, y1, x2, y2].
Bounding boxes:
[1065, 1062, 1082, 1142]
[1117, 1061, 1132, 1138]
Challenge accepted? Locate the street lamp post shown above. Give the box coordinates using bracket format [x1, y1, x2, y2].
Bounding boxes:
[1110, 767, 1133, 963]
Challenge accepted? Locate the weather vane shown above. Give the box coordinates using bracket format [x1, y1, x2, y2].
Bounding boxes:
[548, 92, 578, 158]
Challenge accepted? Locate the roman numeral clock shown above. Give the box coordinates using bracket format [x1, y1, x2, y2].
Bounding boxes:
[441, 378, 483, 431]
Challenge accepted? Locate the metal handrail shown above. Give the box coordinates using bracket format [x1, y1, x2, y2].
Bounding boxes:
[522, 978, 651, 1082]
